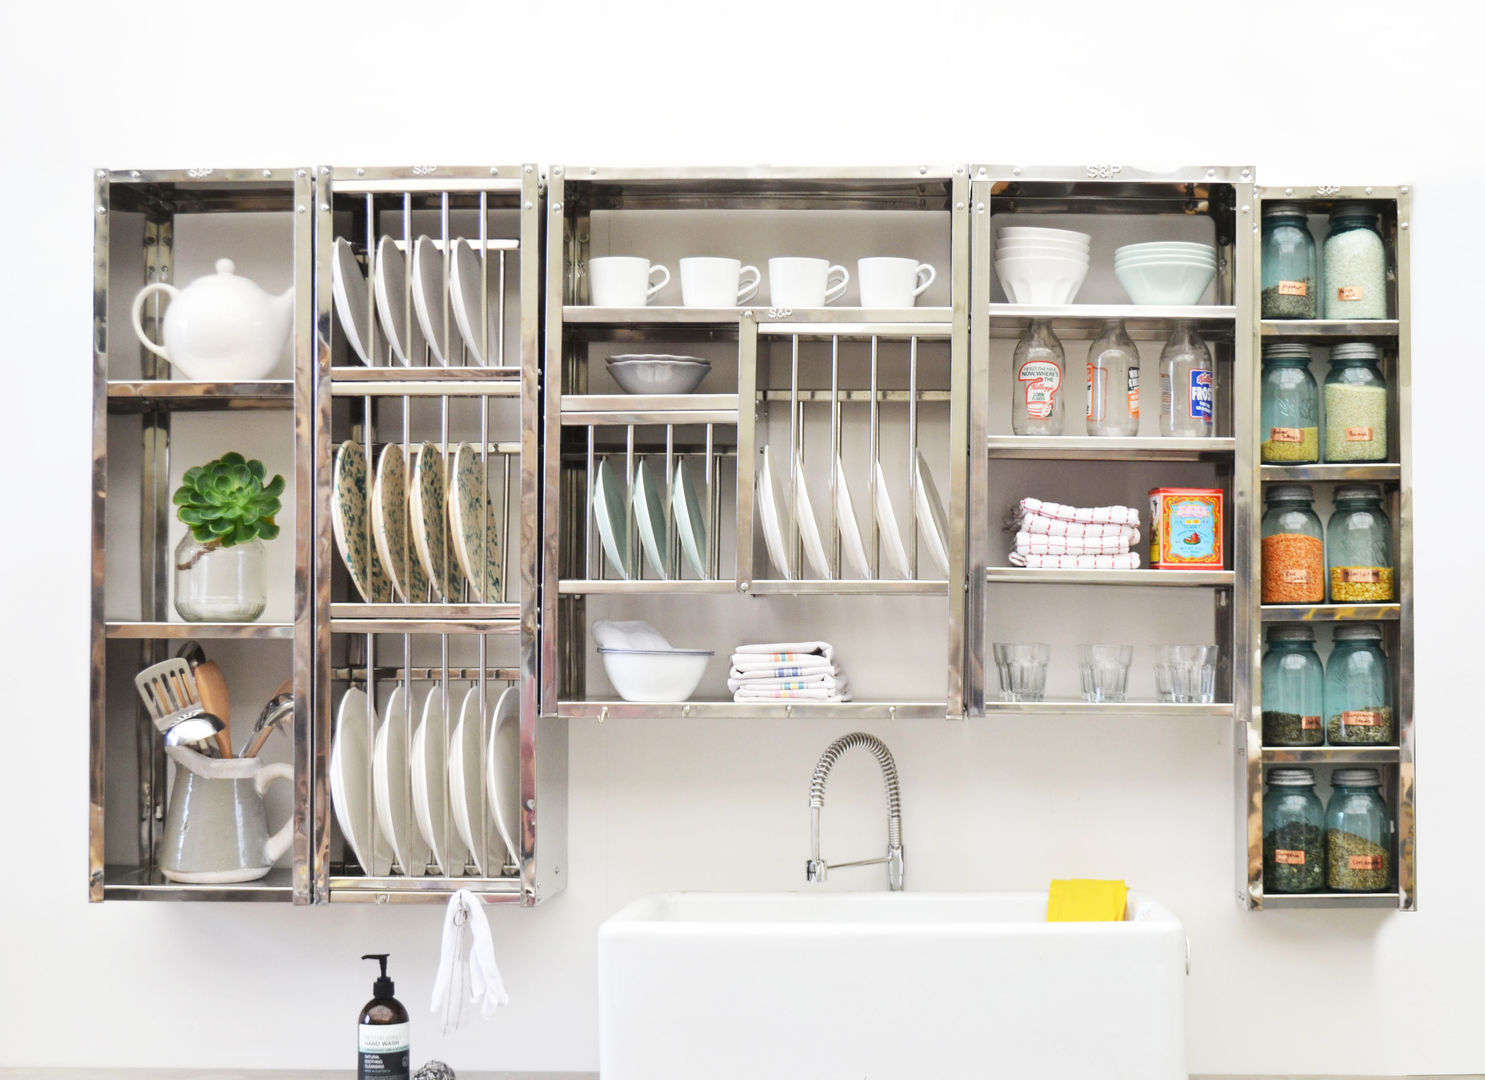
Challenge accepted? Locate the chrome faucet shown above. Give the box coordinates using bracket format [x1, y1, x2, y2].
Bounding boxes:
[805, 732, 904, 891]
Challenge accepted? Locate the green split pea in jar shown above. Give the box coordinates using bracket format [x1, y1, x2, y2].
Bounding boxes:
[1261, 343, 1318, 463]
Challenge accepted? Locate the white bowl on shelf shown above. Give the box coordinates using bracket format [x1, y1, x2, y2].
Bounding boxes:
[994, 253, 1090, 305]
[997, 237, 1090, 258]
[999, 226, 1092, 248]
[1114, 259, 1218, 305]
[1115, 241, 1216, 260]
[606, 354, 711, 395]
[598, 646, 713, 702]
[1114, 252, 1216, 269]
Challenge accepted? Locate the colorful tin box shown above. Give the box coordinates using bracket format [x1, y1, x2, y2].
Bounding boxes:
[1149, 487, 1224, 569]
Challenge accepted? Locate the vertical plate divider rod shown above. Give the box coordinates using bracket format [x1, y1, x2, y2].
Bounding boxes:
[962, 181, 993, 718]
[788, 334, 800, 574]
[585, 429, 596, 579]
[1393, 187, 1415, 910]
[907, 336, 919, 578]
[665, 425, 676, 577]
[292, 166, 316, 902]
[828, 336, 841, 577]
[705, 423, 717, 580]
[734, 316, 759, 590]
[541, 169, 570, 716]
[89, 170, 110, 900]
[1235, 181, 1262, 908]
[868, 335, 880, 578]
[625, 426, 636, 580]
[311, 178, 337, 901]
[479, 191, 489, 369]
[440, 192, 451, 369]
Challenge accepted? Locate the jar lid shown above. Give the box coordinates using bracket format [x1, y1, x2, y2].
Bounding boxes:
[1333, 622, 1383, 641]
[1268, 624, 1316, 642]
[1264, 482, 1314, 503]
[1331, 767, 1382, 787]
[1267, 767, 1316, 786]
[1262, 343, 1312, 361]
[1331, 201, 1379, 221]
[1334, 482, 1383, 502]
[1263, 202, 1308, 218]
[1331, 342, 1382, 362]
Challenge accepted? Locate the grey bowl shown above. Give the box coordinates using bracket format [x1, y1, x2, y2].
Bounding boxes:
[607, 354, 711, 395]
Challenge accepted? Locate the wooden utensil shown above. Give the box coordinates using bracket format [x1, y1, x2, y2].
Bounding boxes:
[192, 660, 235, 758]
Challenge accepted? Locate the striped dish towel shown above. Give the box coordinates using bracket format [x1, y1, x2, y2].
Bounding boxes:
[733, 686, 852, 702]
[1015, 498, 1141, 527]
[1008, 551, 1143, 570]
[728, 672, 850, 694]
[1017, 513, 1141, 543]
[1014, 531, 1133, 556]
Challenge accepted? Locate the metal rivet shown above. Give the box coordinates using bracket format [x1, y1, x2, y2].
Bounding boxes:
[1241, 205, 1250, 214]
[976, 202, 985, 212]
[1401, 222, 1409, 230]
[955, 201, 964, 210]
[1284, 187, 1294, 196]
[588, 167, 597, 175]
[262, 169, 272, 179]
[320, 166, 330, 175]
[296, 205, 306, 214]
[525, 201, 533, 209]
[1365, 186, 1374, 195]
[320, 203, 329, 212]
[524, 165, 534, 173]
[1012, 167, 1021, 176]
[786, 705, 794, 718]
[1241, 169, 1251, 179]
[490, 167, 499, 176]
[977, 167, 987, 177]
[1252, 223, 1259, 233]
[918, 165, 928, 174]
[553, 166, 563, 175]
[96, 205, 106, 215]
[743, 310, 753, 318]
[739, 581, 749, 592]
[356, 168, 365, 176]
[296, 169, 306, 178]
[1206, 168, 1216, 178]
[96, 169, 106, 178]
[955, 165, 965, 174]
[598, 706, 608, 724]
[552, 201, 562, 211]
[1400, 185, 1409, 194]
[130, 170, 141, 180]
[682, 705, 692, 717]
[889, 705, 897, 720]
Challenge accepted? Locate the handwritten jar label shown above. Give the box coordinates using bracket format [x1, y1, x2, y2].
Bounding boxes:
[1270, 427, 1304, 443]
[1341, 710, 1384, 727]
[1282, 568, 1311, 583]
[1278, 280, 1308, 297]
[1341, 567, 1382, 583]
[1349, 854, 1384, 871]
[1275, 849, 1307, 866]
[1346, 426, 1375, 442]
[1301, 715, 1321, 730]
[1338, 285, 1364, 301]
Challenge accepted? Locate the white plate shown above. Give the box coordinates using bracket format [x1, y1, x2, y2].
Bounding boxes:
[329, 688, 392, 877]
[331, 238, 374, 365]
[873, 461, 913, 580]
[632, 458, 670, 579]
[757, 445, 791, 579]
[373, 687, 429, 876]
[672, 459, 708, 579]
[449, 238, 495, 366]
[484, 685, 521, 866]
[410, 441, 464, 601]
[372, 444, 429, 603]
[914, 450, 951, 579]
[448, 442, 503, 601]
[373, 235, 425, 366]
[834, 455, 871, 579]
[410, 235, 450, 367]
[449, 686, 499, 876]
[793, 454, 831, 579]
[331, 441, 393, 603]
[592, 458, 628, 579]
[411, 685, 466, 877]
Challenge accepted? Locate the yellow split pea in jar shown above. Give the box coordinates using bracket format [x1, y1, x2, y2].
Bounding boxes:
[1261, 483, 1324, 605]
[1327, 483, 1394, 603]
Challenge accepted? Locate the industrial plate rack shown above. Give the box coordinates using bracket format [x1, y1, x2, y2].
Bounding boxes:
[541, 166, 971, 721]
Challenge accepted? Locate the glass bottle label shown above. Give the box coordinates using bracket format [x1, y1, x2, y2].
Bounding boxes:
[1282, 568, 1310, 583]
[1270, 427, 1304, 443]
[1346, 426, 1374, 442]
[1341, 710, 1384, 727]
[1348, 854, 1384, 871]
[1301, 715, 1321, 730]
[1018, 360, 1061, 419]
[1189, 369, 1213, 420]
[359, 1022, 410, 1080]
[1275, 849, 1307, 865]
[1340, 567, 1382, 583]
[1086, 363, 1105, 421]
[1338, 285, 1364, 301]
[1127, 366, 1140, 418]
[1278, 280, 1308, 297]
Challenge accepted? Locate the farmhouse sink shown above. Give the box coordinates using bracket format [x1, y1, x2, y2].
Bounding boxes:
[598, 891, 1187, 1080]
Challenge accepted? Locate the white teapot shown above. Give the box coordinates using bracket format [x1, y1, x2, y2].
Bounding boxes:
[131, 258, 294, 380]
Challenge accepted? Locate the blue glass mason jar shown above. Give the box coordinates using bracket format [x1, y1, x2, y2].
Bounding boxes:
[1261, 625, 1324, 746]
[1323, 204, 1388, 319]
[1325, 623, 1394, 745]
[1264, 768, 1325, 893]
[1323, 343, 1388, 463]
[1325, 768, 1393, 891]
[1260, 344, 1319, 463]
[1327, 483, 1394, 603]
[1261, 203, 1318, 319]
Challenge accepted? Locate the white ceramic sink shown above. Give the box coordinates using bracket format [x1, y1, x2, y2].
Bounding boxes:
[599, 891, 1186, 1080]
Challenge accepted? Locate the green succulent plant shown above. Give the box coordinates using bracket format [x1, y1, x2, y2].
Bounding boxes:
[173, 452, 285, 549]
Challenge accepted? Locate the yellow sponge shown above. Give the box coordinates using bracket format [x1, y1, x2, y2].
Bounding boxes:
[1046, 879, 1128, 922]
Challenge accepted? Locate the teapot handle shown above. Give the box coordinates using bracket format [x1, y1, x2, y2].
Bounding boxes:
[254, 763, 295, 864]
[131, 282, 179, 361]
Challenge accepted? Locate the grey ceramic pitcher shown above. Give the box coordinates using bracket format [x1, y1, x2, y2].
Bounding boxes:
[160, 746, 294, 883]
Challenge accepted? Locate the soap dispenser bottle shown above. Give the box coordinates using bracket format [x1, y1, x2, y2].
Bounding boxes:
[359, 953, 410, 1080]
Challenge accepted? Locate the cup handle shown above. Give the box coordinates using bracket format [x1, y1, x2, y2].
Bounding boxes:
[646, 264, 671, 302]
[254, 762, 296, 864]
[824, 265, 850, 305]
[737, 265, 761, 304]
[130, 281, 180, 361]
[912, 263, 937, 298]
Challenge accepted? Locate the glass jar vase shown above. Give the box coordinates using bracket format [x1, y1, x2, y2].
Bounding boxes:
[173, 533, 268, 622]
[1325, 768, 1393, 891]
[1325, 623, 1393, 745]
[1261, 625, 1324, 746]
[1260, 483, 1324, 605]
[1322, 203, 1388, 319]
[1323, 343, 1388, 462]
[1327, 484, 1394, 603]
[1085, 319, 1139, 437]
[1159, 321, 1214, 438]
[1263, 767, 1325, 893]
[1011, 319, 1066, 436]
[1260, 344, 1319, 463]
[1261, 203, 1318, 319]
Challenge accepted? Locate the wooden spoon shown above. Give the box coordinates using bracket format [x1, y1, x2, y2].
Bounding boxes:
[193, 660, 235, 758]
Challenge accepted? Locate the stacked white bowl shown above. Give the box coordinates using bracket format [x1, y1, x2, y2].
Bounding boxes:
[1113, 241, 1218, 305]
[995, 227, 1091, 305]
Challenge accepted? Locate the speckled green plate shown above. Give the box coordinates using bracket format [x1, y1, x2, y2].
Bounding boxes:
[449, 443, 504, 602]
[409, 441, 465, 601]
[331, 441, 393, 603]
[372, 445, 430, 603]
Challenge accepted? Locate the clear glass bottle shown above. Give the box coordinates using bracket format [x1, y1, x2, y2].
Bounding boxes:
[1261, 203, 1318, 319]
[1323, 343, 1388, 462]
[1260, 483, 1324, 604]
[1261, 625, 1324, 747]
[1325, 768, 1393, 891]
[1260, 344, 1319, 464]
[1011, 319, 1066, 436]
[1158, 322, 1214, 438]
[173, 533, 267, 621]
[1085, 320, 1139, 437]
[1325, 623, 1394, 745]
[1263, 767, 1325, 893]
[1323, 203, 1388, 319]
[1327, 484, 1394, 603]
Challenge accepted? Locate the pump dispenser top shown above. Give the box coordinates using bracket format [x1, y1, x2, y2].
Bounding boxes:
[363, 953, 396, 998]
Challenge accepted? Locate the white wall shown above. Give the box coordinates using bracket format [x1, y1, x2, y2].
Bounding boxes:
[2, 1, 1481, 1073]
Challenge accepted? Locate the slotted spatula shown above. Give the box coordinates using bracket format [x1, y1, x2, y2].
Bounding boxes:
[134, 657, 202, 733]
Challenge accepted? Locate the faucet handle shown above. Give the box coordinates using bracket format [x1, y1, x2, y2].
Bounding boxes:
[805, 858, 827, 885]
[887, 846, 905, 892]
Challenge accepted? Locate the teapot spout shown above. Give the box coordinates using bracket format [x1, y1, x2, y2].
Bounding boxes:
[273, 286, 296, 346]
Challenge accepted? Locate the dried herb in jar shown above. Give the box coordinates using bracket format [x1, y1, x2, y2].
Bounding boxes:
[1261, 533, 1324, 603]
[1327, 705, 1395, 745]
[1265, 821, 1324, 893]
[1327, 829, 1390, 891]
[1263, 710, 1323, 746]
[1262, 281, 1316, 319]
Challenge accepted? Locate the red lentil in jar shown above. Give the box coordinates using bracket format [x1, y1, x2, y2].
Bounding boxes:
[1261, 483, 1325, 604]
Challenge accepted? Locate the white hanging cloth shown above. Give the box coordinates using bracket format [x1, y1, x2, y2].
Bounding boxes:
[431, 888, 509, 1032]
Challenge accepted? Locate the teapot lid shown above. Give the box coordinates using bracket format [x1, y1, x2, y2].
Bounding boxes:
[215, 258, 237, 275]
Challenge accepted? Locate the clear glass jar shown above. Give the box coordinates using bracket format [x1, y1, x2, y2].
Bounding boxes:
[174, 533, 268, 622]
[1323, 343, 1388, 462]
[1263, 767, 1325, 893]
[1325, 623, 1393, 745]
[1085, 320, 1139, 437]
[1011, 319, 1066, 436]
[1323, 203, 1388, 319]
[1325, 768, 1393, 891]
[1260, 483, 1324, 604]
[1261, 625, 1324, 746]
[1261, 203, 1318, 319]
[1159, 321, 1214, 438]
[1327, 484, 1394, 603]
[1260, 344, 1319, 463]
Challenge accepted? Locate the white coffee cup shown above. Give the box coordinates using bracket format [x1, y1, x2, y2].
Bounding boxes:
[767, 257, 850, 307]
[589, 256, 670, 306]
[857, 257, 937, 308]
[678, 257, 761, 307]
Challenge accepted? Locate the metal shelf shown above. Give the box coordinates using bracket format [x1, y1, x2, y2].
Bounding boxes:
[326, 875, 524, 904]
[982, 700, 1233, 719]
[1259, 891, 1402, 911]
[559, 699, 947, 721]
[104, 620, 295, 640]
[1259, 603, 1401, 622]
[1259, 463, 1400, 482]
[987, 435, 1234, 461]
[101, 866, 294, 902]
[558, 579, 737, 596]
[986, 568, 1234, 587]
[1261, 319, 1399, 339]
[565, 305, 953, 327]
[106, 380, 294, 411]
[559, 394, 740, 425]
[746, 579, 947, 596]
[1261, 746, 1401, 765]
[979, 304, 1237, 340]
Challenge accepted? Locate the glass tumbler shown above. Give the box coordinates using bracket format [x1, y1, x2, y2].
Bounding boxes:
[1157, 645, 1219, 703]
[993, 643, 1050, 702]
[1080, 644, 1133, 702]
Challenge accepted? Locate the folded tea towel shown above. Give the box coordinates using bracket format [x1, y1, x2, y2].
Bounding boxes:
[1008, 551, 1142, 570]
[1046, 879, 1129, 922]
[1016, 497, 1140, 527]
[1013, 531, 1132, 557]
[731, 641, 835, 664]
[734, 686, 852, 702]
[1015, 512, 1140, 544]
[729, 657, 838, 679]
[431, 888, 508, 1033]
[728, 672, 850, 694]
